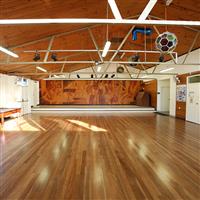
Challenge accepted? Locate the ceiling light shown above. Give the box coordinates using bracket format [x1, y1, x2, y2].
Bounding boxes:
[132, 54, 140, 62]
[138, 0, 157, 20]
[108, 0, 122, 20]
[33, 52, 40, 61]
[53, 75, 60, 78]
[0, 46, 19, 58]
[102, 41, 111, 57]
[129, 54, 140, 67]
[159, 54, 165, 62]
[36, 66, 47, 72]
[160, 67, 174, 73]
[51, 53, 57, 61]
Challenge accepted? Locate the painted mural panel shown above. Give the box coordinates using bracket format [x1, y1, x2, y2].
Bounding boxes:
[40, 80, 141, 105]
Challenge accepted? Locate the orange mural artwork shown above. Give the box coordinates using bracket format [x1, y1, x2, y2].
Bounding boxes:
[40, 80, 142, 105]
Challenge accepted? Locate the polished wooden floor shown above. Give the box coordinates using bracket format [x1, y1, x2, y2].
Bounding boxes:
[0, 113, 199, 200]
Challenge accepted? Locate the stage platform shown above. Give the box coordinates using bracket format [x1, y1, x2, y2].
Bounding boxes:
[32, 105, 155, 113]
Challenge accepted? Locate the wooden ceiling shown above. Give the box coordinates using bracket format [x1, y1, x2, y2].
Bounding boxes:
[0, 0, 199, 79]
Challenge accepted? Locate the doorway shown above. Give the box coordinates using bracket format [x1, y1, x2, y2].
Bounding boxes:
[186, 75, 200, 124]
[158, 79, 170, 115]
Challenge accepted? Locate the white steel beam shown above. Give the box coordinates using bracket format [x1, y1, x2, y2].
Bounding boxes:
[23, 49, 176, 54]
[1, 61, 199, 65]
[149, 15, 200, 32]
[108, 0, 122, 20]
[88, 28, 104, 62]
[101, 25, 136, 78]
[138, 0, 157, 20]
[10, 72, 177, 76]
[44, 36, 55, 62]
[8, 15, 140, 50]
[166, 0, 173, 6]
[0, 19, 199, 26]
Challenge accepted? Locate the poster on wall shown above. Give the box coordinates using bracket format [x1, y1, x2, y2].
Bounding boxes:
[176, 84, 187, 102]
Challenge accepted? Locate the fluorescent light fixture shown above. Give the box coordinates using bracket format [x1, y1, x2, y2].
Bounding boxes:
[102, 41, 111, 57]
[138, 0, 157, 20]
[108, 0, 122, 19]
[36, 66, 47, 72]
[97, 66, 102, 72]
[160, 67, 174, 73]
[0, 46, 19, 58]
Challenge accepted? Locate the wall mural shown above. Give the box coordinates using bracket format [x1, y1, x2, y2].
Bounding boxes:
[40, 80, 142, 105]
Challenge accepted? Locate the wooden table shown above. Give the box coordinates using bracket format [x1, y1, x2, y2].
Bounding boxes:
[0, 108, 21, 125]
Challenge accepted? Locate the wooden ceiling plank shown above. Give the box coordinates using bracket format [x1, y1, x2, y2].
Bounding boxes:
[44, 36, 55, 62]
[149, 15, 200, 32]
[182, 31, 200, 64]
[101, 25, 136, 78]
[10, 25, 98, 50]
[88, 28, 104, 63]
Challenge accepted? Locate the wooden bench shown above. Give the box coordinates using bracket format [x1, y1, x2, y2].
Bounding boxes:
[0, 108, 21, 125]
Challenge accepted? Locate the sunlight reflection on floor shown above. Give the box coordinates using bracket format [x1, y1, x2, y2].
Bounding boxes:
[1, 118, 45, 132]
[67, 119, 107, 132]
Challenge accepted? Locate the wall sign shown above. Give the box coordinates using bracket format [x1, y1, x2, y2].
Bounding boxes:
[176, 85, 187, 102]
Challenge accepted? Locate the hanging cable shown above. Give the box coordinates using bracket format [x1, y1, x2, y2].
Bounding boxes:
[106, 1, 109, 42]
[165, 5, 168, 31]
[144, 26, 147, 62]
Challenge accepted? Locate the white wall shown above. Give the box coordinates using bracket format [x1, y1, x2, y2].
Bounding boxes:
[1, 49, 198, 116]
[0, 74, 39, 114]
[68, 48, 200, 116]
[66, 49, 200, 79]
[150, 49, 200, 116]
[66, 63, 141, 79]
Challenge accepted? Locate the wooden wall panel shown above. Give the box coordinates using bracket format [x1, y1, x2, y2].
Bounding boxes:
[176, 101, 186, 119]
[40, 80, 142, 105]
[142, 80, 157, 108]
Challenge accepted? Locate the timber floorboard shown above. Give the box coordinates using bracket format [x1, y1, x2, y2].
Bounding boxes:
[0, 113, 199, 200]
